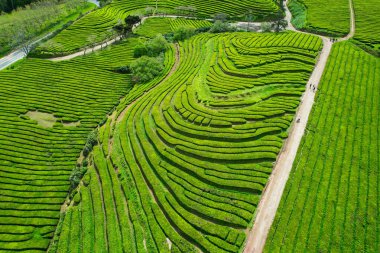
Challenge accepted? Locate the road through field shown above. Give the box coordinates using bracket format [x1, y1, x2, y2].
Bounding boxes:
[243, 0, 355, 252]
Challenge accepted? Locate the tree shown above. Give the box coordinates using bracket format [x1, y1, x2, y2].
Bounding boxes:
[245, 9, 253, 31]
[113, 21, 126, 39]
[145, 6, 154, 15]
[145, 34, 168, 56]
[113, 16, 140, 40]
[134, 35, 168, 57]
[261, 22, 272, 32]
[209, 20, 236, 33]
[130, 56, 164, 83]
[125, 15, 141, 27]
[173, 26, 195, 42]
[86, 34, 98, 52]
[271, 19, 288, 32]
[133, 42, 148, 57]
[214, 13, 228, 23]
[105, 28, 115, 45]
[11, 27, 34, 55]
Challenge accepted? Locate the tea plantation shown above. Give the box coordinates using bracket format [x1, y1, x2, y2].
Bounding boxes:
[287, 0, 350, 36]
[1, 0, 380, 252]
[53, 32, 322, 252]
[353, 0, 380, 55]
[265, 41, 380, 252]
[0, 39, 174, 252]
[135, 17, 212, 38]
[35, 0, 282, 55]
[288, 0, 380, 55]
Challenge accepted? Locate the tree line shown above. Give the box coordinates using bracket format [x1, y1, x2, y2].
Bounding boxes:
[0, 0, 89, 55]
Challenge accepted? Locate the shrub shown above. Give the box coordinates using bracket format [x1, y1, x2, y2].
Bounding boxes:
[83, 129, 98, 157]
[173, 26, 196, 42]
[133, 35, 168, 57]
[130, 56, 164, 83]
[209, 20, 236, 33]
[261, 22, 272, 32]
[115, 65, 131, 74]
[69, 167, 88, 190]
[146, 34, 168, 56]
[133, 42, 148, 58]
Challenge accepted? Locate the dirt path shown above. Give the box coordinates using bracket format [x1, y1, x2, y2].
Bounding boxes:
[339, 0, 355, 41]
[243, 0, 355, 252]
[116, 43, 180, 123]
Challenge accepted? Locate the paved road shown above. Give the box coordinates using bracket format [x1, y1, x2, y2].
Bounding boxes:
[243, 0, 355, 252]
[0, 50, 26, 70]
[0, 0, 98, 70]
[0, 32, 54, 71]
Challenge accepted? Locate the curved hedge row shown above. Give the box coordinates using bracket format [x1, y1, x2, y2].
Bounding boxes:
[55, 32, 322, 252]
[288, 0, 350, 37]
[35, 0, 282, 56]
[353, 0, 380, 55]
[135, 17, 212, 38]
[0, 39, 161, 252]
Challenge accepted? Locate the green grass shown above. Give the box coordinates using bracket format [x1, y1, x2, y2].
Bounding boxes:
[35, 0, 282, 56]
[0, 38, 166, 252]
[265, 41, 380, 252]
[288, 0, 350, 37]
[54, 32, 322, 252]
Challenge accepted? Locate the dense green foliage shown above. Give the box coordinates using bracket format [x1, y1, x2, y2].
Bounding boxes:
[0, 38, 173, 252]
[209, 20, 236, 33]
[353, 0, 380, 55]
[0, 0, 94, 56]
[265, 42, 380, 252]
[35, 0, 282, 55]
[1, 0, 38, 12]
[130, 56, 164, 83]
[133, 34, 168, 57]
[288, 0, 350, 36]
[54, 32, 322, 252]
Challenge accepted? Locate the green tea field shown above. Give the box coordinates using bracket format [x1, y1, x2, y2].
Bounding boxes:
[265, 41, 380, 253]
[53, 31, 322, 252]
[35, 0, 282, 55]
[0, 39, 173, 251]
[0, 0, 379, 252]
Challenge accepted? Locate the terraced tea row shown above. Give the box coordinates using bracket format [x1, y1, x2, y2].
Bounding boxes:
[36, 0, 282, 56]
[55, 32, 322, 252]
[135, 17, 212, 38]
[0, 39, 174, 252]
[353, 0, 380, 55]
[265, 42, 380, 252]
[287, 0, 380, 55]
[287, 0, 350, 36]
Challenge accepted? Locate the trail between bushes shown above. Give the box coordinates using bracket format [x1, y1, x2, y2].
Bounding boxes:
[243, 0, 355, 252]
[116, 43, 180, 124]
[47, 15, 259, 62]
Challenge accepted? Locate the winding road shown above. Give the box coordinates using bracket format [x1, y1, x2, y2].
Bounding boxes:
[243, 0, 355, 252]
